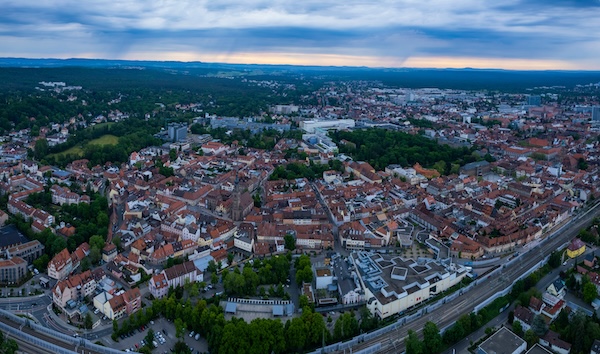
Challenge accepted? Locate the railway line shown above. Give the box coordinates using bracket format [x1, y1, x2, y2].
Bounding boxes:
[0, 316, 99, 354]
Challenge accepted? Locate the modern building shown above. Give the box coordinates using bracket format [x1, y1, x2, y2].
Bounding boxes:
[593, 106, 600, 122]
[478, 327, 526, 354]
[168, 123, 187, 142]
[356, 251, 467, 320]
[527, 95, 541, 106]
[300, 119, 356, 133]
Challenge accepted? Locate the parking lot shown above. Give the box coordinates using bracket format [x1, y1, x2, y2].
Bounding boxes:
[111, 317, 208, 353]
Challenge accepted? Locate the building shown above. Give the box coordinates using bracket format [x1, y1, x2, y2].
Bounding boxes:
[315, 267, 334, 290]
[566, 238, 585, 258]
[460, 161, 491, 177]
[300, 119, 356, 133]
[593, 106, 600, 122]
[168, 123, 187, 142]
[356, 252, 467, 320]
[513, 305, 534, 331]
[102, 243, 118, 263]
[101, 288, 141, 320]
[5, 240, 44, 265]
[0, 257, 27, 284]
[527, 95, 541, 106]
[0, 225, 30, 251]
[47, 248, 73, 280]
[478, 327, 526, 354]
[149, 261, 202, 298]
[52, 270, 97, 311]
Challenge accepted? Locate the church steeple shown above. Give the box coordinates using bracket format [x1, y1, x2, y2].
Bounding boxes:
[231, 171, 243, 221]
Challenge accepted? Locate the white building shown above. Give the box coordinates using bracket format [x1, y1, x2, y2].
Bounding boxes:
[300, 119, 355, 133]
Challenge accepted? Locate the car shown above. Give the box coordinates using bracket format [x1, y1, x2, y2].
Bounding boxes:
[189, 331, 195, 338]
[135, 344, 139, 348]
[563, 261, 568, 266]
[150, 320, 154, 325]
[195, 333, 200, 341]
[162, 329, 167, 335]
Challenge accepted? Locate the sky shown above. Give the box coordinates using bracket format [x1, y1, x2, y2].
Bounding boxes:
[1, 0, 600, 70]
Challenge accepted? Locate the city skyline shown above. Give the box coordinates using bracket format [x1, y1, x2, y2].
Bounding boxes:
[2, 0, 600, 70]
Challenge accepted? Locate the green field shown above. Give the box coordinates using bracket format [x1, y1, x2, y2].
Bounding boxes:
[49, 134, 119, 158]
[88, 134, 119, 146]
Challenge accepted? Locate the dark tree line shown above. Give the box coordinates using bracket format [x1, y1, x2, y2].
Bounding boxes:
[330, 128, 479, 172]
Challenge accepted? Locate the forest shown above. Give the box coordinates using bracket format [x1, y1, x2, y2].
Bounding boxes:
[330, 128, 479, 173]
[0, 66, 314, 133]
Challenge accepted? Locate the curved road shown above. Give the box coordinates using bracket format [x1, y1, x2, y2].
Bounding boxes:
[340, 203, 600, 354]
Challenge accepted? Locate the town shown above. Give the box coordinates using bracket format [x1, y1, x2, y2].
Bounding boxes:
[0, 72, 600, 354]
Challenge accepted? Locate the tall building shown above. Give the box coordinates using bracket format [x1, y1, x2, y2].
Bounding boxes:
[592, 106, 600, 122]
[168, 123, 187, 142]
[527, 95, 541, 106]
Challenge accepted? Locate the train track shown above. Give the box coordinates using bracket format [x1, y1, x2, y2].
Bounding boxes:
[340, 204, 600, 354]
[0, 316, 99, 354]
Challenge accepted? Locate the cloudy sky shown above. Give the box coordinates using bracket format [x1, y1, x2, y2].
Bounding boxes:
[2, 0, 600, 70]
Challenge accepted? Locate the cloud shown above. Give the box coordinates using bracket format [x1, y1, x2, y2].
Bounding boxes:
[0, 0, 599, 69]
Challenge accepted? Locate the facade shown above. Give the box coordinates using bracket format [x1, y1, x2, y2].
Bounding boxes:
[0, 257, 27, 284]
[149, 261, 202, 298]
[5, 240, 44, 265]
[300, 119, 356, 133]
[47, 248, 73, 280]
[593, 106, 600, 122]
[52, 270, 97, 310]
[566, 238, 585, 258]
[168, 123, 187, 142]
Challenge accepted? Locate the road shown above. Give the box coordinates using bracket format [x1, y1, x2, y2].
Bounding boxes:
[338, 203, 600, 354]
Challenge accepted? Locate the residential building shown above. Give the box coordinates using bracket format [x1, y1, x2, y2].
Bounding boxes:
[5, 240, 44, 265]
[47, 248, 73, 280]
[149, 261, 202, 298]
[0, 257, 27, 284]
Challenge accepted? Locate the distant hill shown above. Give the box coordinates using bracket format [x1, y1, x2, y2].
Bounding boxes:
[0, 57, 599, 91]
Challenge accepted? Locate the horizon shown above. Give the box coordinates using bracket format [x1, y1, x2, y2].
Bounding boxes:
[2, 56, 600, 73]
[2, 1, 600, 71]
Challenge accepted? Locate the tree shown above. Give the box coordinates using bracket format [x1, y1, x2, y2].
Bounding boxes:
[211, 273, 218, 285]
[174, 317, 186, 339]
[89, 235, 106, 250]
[84, 312, 93, 329]
[227, 252, 234, 265]
[405, 329, 423, 354]
[512, 320, 523, 336]
[423, 321, 443, 354]
[548, 250, 561, 268]
[169, 148, 177, 161]
[523, 329, 538, 348]
[34, 138, 49, 160]
[284, 234, 296, 251]
[531, 315, 548, 337]
[144, 329, 155, 348]
[583, 282, 598, 303]
[286, 317, 306, 352]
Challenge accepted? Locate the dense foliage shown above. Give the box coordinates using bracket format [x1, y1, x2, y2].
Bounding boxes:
[222, 256, 291, 297]
[330, 128, 478, 172]
[270, 160, 343, 181]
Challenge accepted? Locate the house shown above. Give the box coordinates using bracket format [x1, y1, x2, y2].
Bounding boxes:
[52, 270, 96, 311]
[539, 330, 571, 354]
[513, 305, 534, 331]
[546, 279, 566, 298]
[529, 296, 543, 314]
[102, 243, 117, 263]
[102, 288, 141, 320]
[47, 248, 73, 280]
[149, 261, 202, 299]
[566, 238, 585, 258]
[584, 253, 596, 268]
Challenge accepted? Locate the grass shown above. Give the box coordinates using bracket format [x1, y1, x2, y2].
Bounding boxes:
[88, 134, 119, 146]
[48, 134, 119, 159]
